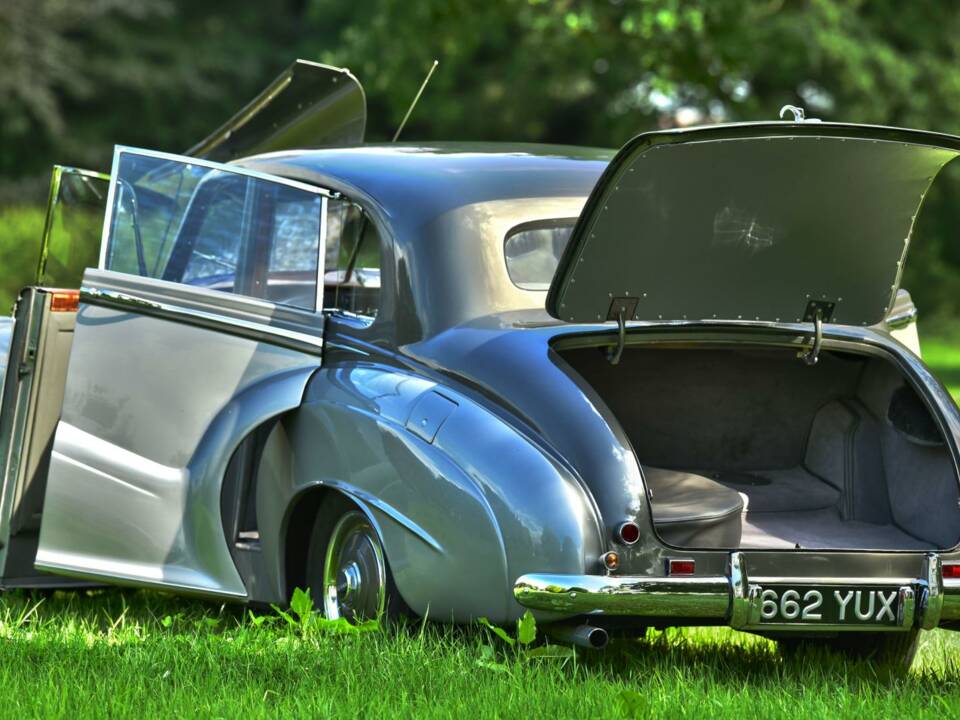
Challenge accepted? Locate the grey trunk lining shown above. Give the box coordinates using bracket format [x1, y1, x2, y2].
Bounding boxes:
[559, 344, 960, 551]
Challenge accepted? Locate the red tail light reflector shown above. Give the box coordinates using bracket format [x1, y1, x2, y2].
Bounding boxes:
[668, 559, 695, 576]
[617, 521, 640, 545]
[943, 562, 960, 580]
[49, 290, 79, 313]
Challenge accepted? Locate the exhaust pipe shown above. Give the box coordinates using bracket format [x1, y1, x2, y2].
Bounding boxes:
[547, 623, 609, 650]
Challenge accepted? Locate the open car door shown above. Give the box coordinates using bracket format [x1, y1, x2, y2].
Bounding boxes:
[35, 148, 329, 598]
[0, 166, 108, 586]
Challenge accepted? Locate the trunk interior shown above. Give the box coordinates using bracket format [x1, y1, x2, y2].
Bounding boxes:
[558, 342, 960, 551]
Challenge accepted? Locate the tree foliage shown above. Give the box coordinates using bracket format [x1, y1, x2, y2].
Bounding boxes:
[2, 0, 960, 319]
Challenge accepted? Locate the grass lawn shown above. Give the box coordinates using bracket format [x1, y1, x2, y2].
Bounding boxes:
[0, 335, 957, 718]
[0, 589, 957, 719]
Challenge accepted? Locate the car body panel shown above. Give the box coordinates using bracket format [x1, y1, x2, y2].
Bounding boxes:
[547, 122, 960, 327]
[259, 349, 603, 622]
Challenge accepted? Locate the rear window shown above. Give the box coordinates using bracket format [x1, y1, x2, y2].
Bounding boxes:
[504, 220, 575, 290]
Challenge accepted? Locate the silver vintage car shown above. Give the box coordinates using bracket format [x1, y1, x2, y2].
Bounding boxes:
[1, 61, 959, 667]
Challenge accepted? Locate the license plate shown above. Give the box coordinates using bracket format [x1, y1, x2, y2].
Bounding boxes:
[755, 585, 902, 626]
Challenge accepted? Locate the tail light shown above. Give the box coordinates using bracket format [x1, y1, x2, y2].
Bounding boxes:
[668, 558, 695, 576]
[943, 562, 960, 580]
[616, 521, 640, 545]
[49, 290, 79, 313]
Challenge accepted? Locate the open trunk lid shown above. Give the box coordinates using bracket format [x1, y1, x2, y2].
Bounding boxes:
[546, 122, 960, 327]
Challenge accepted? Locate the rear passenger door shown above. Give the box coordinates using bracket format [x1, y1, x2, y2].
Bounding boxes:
[36, 148, 331, 598]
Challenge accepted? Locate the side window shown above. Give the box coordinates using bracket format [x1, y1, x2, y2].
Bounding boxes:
[180, 175, 246, 292]
[322, 199, 381, 319]
[103, 149, 326, 311]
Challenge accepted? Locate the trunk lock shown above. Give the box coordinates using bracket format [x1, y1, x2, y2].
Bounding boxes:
[798, 300, 834, 366]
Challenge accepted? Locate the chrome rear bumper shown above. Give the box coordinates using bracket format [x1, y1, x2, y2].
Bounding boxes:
[513, 552, 960, 632]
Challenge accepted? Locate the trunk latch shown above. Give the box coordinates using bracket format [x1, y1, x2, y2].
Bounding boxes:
[798, 300, 834, 366]
[606, 297, 638, 365]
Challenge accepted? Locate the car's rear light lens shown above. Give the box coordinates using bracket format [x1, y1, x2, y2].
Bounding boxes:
[602, 551, 619, 571]
[668, 559, 695, 576]
[617, 521, 640, 545]
[943, 562, 960, 579]
[49, 290, 79, 313]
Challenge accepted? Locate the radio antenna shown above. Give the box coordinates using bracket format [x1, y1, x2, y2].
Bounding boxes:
[392, 59, 439, 142]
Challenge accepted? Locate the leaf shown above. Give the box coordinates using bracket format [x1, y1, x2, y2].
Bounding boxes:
[524, 645, 577, 660]
[247, 611, 272, 627]
[270, 603, 298, 628]
[289, 587, 314, 622]
[476, 660, 509, 673]
[477, 617, 516, 647]
[516, 610, 536, 646]
[160, 615, 173, 628]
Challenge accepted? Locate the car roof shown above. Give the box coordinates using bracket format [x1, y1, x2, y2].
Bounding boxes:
[233, 142, 613, 225]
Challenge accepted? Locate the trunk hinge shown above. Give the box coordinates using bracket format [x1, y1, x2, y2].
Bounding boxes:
[797, 300, 834, 366]
[606, 297, 637, 366]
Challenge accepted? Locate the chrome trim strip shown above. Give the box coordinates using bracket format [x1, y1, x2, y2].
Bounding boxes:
[749, 575, 920, 586]
[81, 286, 324, 356]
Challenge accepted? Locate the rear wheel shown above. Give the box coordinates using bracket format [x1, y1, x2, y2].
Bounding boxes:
[306, 496, 396, 622]
[779, 629, 920, 670]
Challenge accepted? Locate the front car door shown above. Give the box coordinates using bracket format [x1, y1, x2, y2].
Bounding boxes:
[35, 147, 330, 598]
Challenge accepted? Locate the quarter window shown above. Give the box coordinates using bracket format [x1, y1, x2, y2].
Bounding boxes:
[322, 199, 381, 319]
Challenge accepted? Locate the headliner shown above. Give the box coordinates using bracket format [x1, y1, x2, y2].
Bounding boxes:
[234, 142, 612, 225]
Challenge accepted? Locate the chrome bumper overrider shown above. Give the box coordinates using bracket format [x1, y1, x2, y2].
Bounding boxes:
[513, 552, 960, 631]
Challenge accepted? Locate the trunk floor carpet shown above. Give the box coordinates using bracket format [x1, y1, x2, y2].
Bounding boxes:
[711, 467, 840, 513]
[740, 507, 929, 550]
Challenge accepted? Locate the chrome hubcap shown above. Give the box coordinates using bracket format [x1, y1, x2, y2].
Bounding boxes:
[322, 511, 386, 621]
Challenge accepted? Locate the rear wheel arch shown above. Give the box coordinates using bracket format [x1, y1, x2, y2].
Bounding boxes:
[282, 485, 408, 616]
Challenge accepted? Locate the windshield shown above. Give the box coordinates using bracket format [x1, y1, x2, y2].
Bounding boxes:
[503, 220, 575, 291]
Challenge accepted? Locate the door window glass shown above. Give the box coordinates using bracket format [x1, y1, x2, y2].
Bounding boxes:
[103, 149, 326, 311]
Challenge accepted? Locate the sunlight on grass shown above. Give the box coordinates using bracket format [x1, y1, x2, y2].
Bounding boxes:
[0, 589, 954, 718]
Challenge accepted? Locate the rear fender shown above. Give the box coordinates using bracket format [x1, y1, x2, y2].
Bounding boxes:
[268, 364, 602, 623]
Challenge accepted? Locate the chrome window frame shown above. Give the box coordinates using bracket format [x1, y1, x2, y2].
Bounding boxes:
[97, 146, 332, 313]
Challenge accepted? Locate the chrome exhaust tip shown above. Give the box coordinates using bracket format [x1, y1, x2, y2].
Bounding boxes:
[547, 623, 609, 650]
